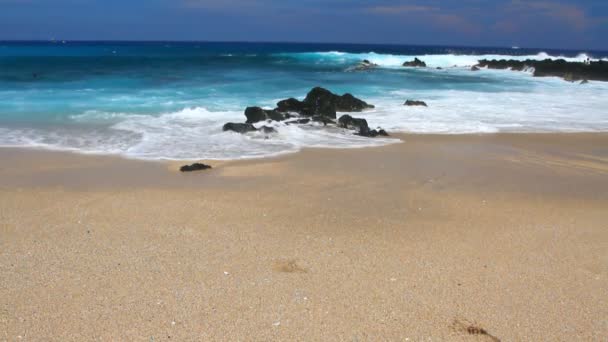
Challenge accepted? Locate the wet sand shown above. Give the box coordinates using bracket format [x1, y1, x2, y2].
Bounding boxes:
[1, 133, 607, 340]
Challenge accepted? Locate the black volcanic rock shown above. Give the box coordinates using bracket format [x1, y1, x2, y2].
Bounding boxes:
[338, 114, 370, 132]
[276, 98, 305, 113]
[266, 110, 285, 121]
[223, 122, 257, 133]
[476, 59, 608, 82]
[338, 114, 388, 138]
[245, 106, 285, 123]
[404, 100, 428, 107]
[301, 87, 338, 118]
[244, 107, 267, 123]
[180, 163, 212, 172]
[275, 87, 374, 119]
[359, 129, 389, 138]
[403, 58, 427, 67]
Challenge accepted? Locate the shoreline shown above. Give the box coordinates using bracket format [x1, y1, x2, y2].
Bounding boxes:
[2, 130, 608, 165]
[2, 132, 608, 340]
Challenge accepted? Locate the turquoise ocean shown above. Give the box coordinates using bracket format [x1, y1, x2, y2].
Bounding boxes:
[1, 41, 607, 160]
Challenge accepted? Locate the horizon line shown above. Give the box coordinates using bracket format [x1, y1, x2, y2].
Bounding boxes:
[0, 39, 605, 53]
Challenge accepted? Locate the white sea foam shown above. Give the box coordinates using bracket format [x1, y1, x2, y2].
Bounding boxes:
[0, 106, 397, 160]
[287, 51, 599, 68]
[363, 77, 608, 134]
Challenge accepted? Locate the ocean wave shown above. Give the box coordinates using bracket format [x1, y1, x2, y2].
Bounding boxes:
[1, 106, 397, 160]
[281, 51, 599, 68]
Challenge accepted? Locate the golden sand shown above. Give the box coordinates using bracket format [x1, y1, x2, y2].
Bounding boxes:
[1, 133, 607, 340]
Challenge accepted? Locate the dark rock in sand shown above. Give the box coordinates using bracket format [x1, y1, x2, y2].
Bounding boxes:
[471, 66, 480, 71]
[403, 58, 427, 67]
[275, 87, 374, 119]
[476, 59, 608, 82]
[404, 100, 428, 107]
[223, 122, 257, 133]
[180, 163, 212, 172]
[580, 79, 589, 84]
[245, 106, 285, 124]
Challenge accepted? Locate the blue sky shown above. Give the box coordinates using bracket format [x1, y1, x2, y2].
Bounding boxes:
[1, 0, 607, 50]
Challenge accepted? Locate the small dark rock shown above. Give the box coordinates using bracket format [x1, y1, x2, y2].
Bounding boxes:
[471, 66, 480, 71]
[223, 122, 257, 133]
[338, 114, 388, 137]
[338, 114, 370, 132]
[180, 163, 212, 172]
[403, 58, 427, 67]
[404, 100, 428, 107]
[580, 79, 589, 84]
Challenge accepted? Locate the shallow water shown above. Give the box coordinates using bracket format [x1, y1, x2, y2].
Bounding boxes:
[1, 41, 607, 160]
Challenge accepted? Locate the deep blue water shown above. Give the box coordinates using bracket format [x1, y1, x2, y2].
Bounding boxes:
[1, 41, 607, 159]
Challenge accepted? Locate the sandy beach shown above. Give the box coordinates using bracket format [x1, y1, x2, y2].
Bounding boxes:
[1, 133, 607, 341]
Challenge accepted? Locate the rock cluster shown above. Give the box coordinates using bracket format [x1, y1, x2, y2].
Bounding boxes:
[403, 58, 427, 67]
[222, 87, 388, 138]
[475, 59, 608, 82]
[404, 100, 428, 107]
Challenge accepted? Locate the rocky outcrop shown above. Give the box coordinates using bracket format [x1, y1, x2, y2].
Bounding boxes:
[471, 66, 480, 71]
[180, 163, 212, 172]
[404, 100, 428, 107]
[223, 87, 386, 138]
[245, 106, 285, 124]
[403, 58, 427, 67]
[476, 59, 608, 82]
[275, 87, 374, 119]
[222, 122, 257, 133]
